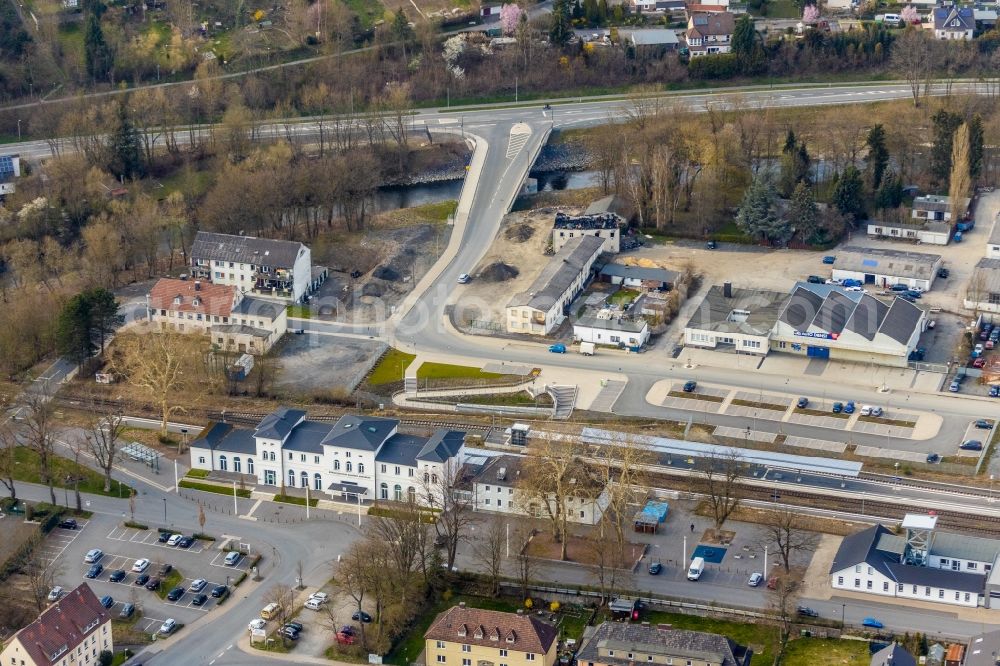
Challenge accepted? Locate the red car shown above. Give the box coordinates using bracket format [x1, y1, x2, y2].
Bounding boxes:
[974, 358, 987, 368]
[336, 632, 355, 645]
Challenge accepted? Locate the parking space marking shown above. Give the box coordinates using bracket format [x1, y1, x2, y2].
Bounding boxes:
[135, 616, 169, 633]
[854, 445, 927, 463]
[108, 528, 206, 554]
[714, 426, 777, 443]
[38, 521, 90, 566]
[786, 411, 849, 430]
[662, 396, 723, 413]
[783, 435, 847, 453]
[208, 552, 250, 571]
[725, 405, 786, 421]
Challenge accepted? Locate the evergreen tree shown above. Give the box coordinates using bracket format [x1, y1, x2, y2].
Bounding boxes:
[779, 135, 811, 198]
[732, 15, 761, 73]
[788, 182, 819, 244]
[782, 129, 797, 155]
[864, 124, 889, 190]
[84, 11, 113, 81]
[549, 0, 573, 45]
[874, 171, 903, 210]
[84, 287, 122, 354]
[736, 177, 791, 244]
[572, 0, 584, 20]
[969, 113, 984, 182]
[597, 0, 609, 23]
[56, 294, 95, 368]
[108, 103, 143, 180]
[832, 166, 866, 222]
[930, 109, 963, 188]
[584, 0, 599, 25]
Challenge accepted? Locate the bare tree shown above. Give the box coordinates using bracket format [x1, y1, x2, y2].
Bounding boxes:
[86, 402, 126, 493]
[511, 523, 535, 602]
[593, 434, 654, 555]
[759, 509, 819, 573]
[0, 424, 17, 501]
[949, 122, 972, 222]
[24, 550, 61, 613]
[423, 458, 475, 571]
[21, 393, 59, 505]
[587, 528, 621, 604]
[701, 449, 743, 530]
[332, 541, 371, 646]
[473, 517, 506, 597]
[518, 439, 596, 561]
[892, 28, 931, 107]
[262, 584, 296, 633]
[768, 571, 802, 661]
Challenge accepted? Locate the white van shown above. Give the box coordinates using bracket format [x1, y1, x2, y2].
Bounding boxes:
[883, 13, 902, 25]
[580, 342, 595, 356]
[687, 556, 705, 581]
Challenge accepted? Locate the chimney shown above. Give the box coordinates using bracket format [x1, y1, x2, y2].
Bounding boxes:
[459, 602, 466, 608]
[194, 280, 201, 291]
[723, 282, 732, 298]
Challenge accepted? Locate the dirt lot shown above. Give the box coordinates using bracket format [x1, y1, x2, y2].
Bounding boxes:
[274, 333, 387, 396]
[454, 208, 574, 328]
[310, 223, 452, 324]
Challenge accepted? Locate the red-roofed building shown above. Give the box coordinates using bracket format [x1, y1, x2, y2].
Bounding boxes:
[424, 605, 559, 666]
[146, 278, 287, 353]
[686, 11, 735, 56]
[0, 583, 113, 666]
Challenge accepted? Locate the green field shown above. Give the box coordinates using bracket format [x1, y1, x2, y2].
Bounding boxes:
[367, 348, 417, 385]
[178, 479, 251, 498]
[783, 637, 870, 665]
[416, 362, 506, 381]
[641, 610, 779, 665]
[13, 447, 130, 498]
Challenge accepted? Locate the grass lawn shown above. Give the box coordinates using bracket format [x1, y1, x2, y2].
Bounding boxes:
[185, 469, 210, 479]
[156, 569, 184, 599]
[641, 610, 779, 665]
[178, 479, 252, 498]
[444, 391, 553, 407]
[157, 165, 215, 200]
[367, 348, 417, 386]
[782, 637, 870, 665]
[416, 362, 506, 381]
[762, 0, 800, 18]
[286, 304, 311, 319]
[607, 289, 640, 306]
[13, 447, 131, 498]
[386, 200, 458, 226]
[385, 595, 522, 666]
[342, 0, 384, 28]
[273, 494, 318, 507]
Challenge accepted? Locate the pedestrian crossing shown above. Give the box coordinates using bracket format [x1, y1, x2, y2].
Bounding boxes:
[506, 123, 532, 159]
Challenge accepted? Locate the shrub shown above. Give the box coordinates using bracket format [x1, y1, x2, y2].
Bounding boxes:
[124, 521, 149, 530]
[185, 469, 211, 479]
[192, 533, 216, 541]
[178, 480, 251, 498]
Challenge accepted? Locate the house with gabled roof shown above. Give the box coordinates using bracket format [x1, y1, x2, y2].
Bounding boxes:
[933, 6, 974, 40]
[686, 11, 735, 56]
[189, 408, 466, 506]
[190, 230, 314, 303]
[0, 583, 113, 666]
[576, 621, 752, 666]
[425, 605, 559, 666]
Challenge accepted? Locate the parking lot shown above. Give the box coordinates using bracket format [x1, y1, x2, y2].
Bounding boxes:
[39, 515, 256, 639]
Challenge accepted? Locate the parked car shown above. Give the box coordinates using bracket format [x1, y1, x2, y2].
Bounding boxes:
[145, 577, 161, 591]
[457, 273, 471, 284]
[120, 603, 135, 619]
[99, 595, 114, 609]
[309, 592, 329, 604]
[84, 549, 104, 564]
[843, 401, 856, 414]
[648, 561, 662, 575]
[807, 275, 825, 284]
[706, 240, 717, 249]
[825, 278, 843, 285]
[862, 617, 884, 629]
[766, 576, 778, 590]
[224, 551, 242, 566]
[796, 606, 819, 618]
[305, 598, 323, 611]
[159, 619, 177, 635]
[177, 536, 194, 549]
[928, 320, 936, 329]
[974, 358, 986, 368]
[906, 290, 922, 299]
[548, 343, 566, 354]
[132, 558, 150, 573]
[190, 579, 207, 593]
[890, 284, 909, 292]
[166, 534, 183, 546]
[58, 518, 78, 529]
[822, 256, 836, 264]
[842, 279, 862, 288]
[158, 563, 173, 575]
[211, 584, 229, 599]
[937, 267, 950, 278]
[281, 626, 300, 640]
[47, 586, 64, 602]
[845, 285, 863, 292]
[949, 379, 962, 392]
[284, 621, 304, 633]
[260, 603, 281, 620]
[832, 402, 843, 413]
[109, 570, 127, 583]
[796, 397, 809, 408]
[683, 380, 697, 392]
[926, 453, 940, 464]
[961, 440, 984, 451]
[191, 594, 208, 607]
[976, 420, 994, 430]
[248, 618, 266, 631]
[909, 348, 926, 362]
[352, 611, 373, 623]
[860, 405, 873, 416]
[157, 532, 171, 543]
[166, 587, 185, 602]
[85, 564, 104, 579]
[135, 574, 150, 587]
[988, 340, 996, 350]
[992, 386, 1000, 398]
[748, 572, 763, 587]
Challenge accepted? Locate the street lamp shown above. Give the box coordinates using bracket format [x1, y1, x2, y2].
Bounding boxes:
[163, 498, 167, 522]
[841, 603, 846, 629]
[17, 119, 21, 141]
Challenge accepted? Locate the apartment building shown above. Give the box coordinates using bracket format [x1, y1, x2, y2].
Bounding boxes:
[190, 231, 313, 302]
[424, 606, 559, 666]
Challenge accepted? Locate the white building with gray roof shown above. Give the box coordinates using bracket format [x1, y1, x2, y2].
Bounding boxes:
[830, 514, 1000, 609]
[987, 217, 1000, 260]
[683, 283, 788, 355]
[831, 246, 942, 291]
[191, 231, 313, 303]
[189, 408, 466, 506]
[965, 258, 1000, 314]
[506, 235, 605, 336]
[576, 621, 752, 666]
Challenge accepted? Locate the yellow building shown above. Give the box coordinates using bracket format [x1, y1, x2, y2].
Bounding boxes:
[0, 583, 113, 666]
[424, 605, 559, 666]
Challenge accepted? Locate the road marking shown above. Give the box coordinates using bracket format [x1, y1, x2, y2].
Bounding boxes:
[245, 498, 264, 517]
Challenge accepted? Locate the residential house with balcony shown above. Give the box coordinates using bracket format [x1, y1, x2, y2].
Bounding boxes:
[933, 6, 974, 39]
[188, 408, 466, 506]
[424, 605, 559, 666]
[686, 11, 734, 56]
[190, 231, 313, 303]
[0, 583, 113, 666]
[147, 278, 287, 353]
